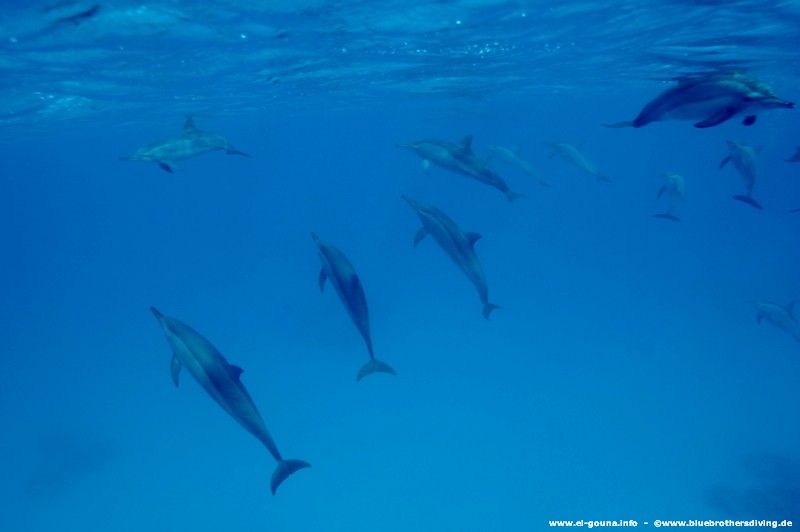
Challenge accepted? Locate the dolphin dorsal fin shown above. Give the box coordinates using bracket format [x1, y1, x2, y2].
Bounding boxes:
[182, 116, 197, 130]
[459, 135, 474, 152]
[465, 232, 482, 245]
[229, 364, 244, 379]
[170, 354, 182, 387]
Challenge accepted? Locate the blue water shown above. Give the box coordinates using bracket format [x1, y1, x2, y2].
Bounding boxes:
[1, 1, 799, 530]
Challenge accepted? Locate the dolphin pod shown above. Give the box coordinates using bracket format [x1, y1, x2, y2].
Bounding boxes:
[402, 195, 500, 320]
[311, 232, 397, 381]
[150, 307, 310, 495]
[121, 116, 251, 173]
[604, 72, 794, 129]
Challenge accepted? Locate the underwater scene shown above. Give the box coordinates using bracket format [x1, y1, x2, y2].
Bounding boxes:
[0, 1, 798, 530]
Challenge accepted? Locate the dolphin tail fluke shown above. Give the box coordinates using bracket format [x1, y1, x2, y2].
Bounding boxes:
[732, 195, 763, 210]
[227, 149, 252, 158]
[602, 121, 634, 128]
[506, 191, 526, 202]
[653, 212, 681, 222]
[483, 303, 501, 320]
[270, 459, 311, 495]
[356, 359, 397, 381]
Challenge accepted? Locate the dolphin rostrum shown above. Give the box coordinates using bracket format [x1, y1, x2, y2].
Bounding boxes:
[402, 195, 500, 320]
[604, 72, 794, 129]
[398, 136, 524, 202]
[753, 300, 800, 342]
[121, 116, 251, 173]
[488, 145, 551, 187]
[720, 140, 762, 209]
[544, 141, 611, 182]
[311, 233, 396, 381]
[150, 307, 310, 494]
[654, 172, 686, 222]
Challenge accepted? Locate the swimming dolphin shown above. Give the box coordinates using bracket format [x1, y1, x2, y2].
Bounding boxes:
[311, 233, 396, 381]
[402, 195, 500, 320]
[121, 116, 251, 173]
[398, 136, 524, 202]
[720, 140, 762, 209]
[753, 300, 800, 342]
[150, 307, 310, 495]
[488, 145, 551, 187]
[654, 172, 686, 222]
[544, 141, 611, 182]
[604, 72, 794, 129]
[786, 148, 800, 162]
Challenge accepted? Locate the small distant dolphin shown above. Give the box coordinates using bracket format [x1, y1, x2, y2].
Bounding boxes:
[121, 116, 251, 173]
[720, 140, 762, 209]
[786, 148, 800, 162]
[311, 233, 396, 381]
[753, 300, 800, 342]
[402, 195, 500, 319]
[544, 141, 611, 182]
[488, 145, 551, 187]
[398, 136, 524, 202]
[654, 172, 686, 222]
[150, 307, 309, 495]
[604, 72, 794, 129]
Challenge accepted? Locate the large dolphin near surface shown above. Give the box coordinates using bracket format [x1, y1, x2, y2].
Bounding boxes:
[544, 141, 611, 182]
[720, 140, 762, 209]
[398, 136, 524, 202]
[604, 72, 794, 129]
[753, 300, 800, 342]
[121, 116, 251, 173]
[150, 307, 309, 495]
[402, 195, 500, 320]
[654, 172, 686, 222]
[311, 233, 396, 381]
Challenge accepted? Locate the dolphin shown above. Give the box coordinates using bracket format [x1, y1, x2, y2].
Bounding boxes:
[544, 141, 611, 182]
[753, 300, 800, 342]
[311, 233, 396, 381]
[786, 148, 800, 162]
[150, 307, 310, 495]
[654, 172, 686, 222]
[720, 140, 762, 209]
[121, 116, 251, 173]
[604, 72, 794, 129]
[488, 145, 551, 187]
[397, 136, 524, 202]
[402, 195, 500, 320]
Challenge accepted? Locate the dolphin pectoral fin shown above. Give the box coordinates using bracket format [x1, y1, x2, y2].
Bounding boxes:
[694, 108, 736, 128]
[318, 269, 327, 292]
[422, 159, 431, 175]
[356, 359, 397, 381]
[742, 115, 757, 126]
[413, 227, 427, 247]
[183, 116, 197, 130]
[170, 355, 182, 386]
[483, 303, 501, 320]
[719, 156, 731, 169]
[270, 459, 311, 495]
[506, 191, 526, 202]
[227, 149, 252, 158]
[653, 212, 681, 222]
[732, 195, 763, 209]
[158, 162, 174, 173]
[602, 121, 634, 128]
[656, 186, 666, 199]
[465, 232, 482, 245]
